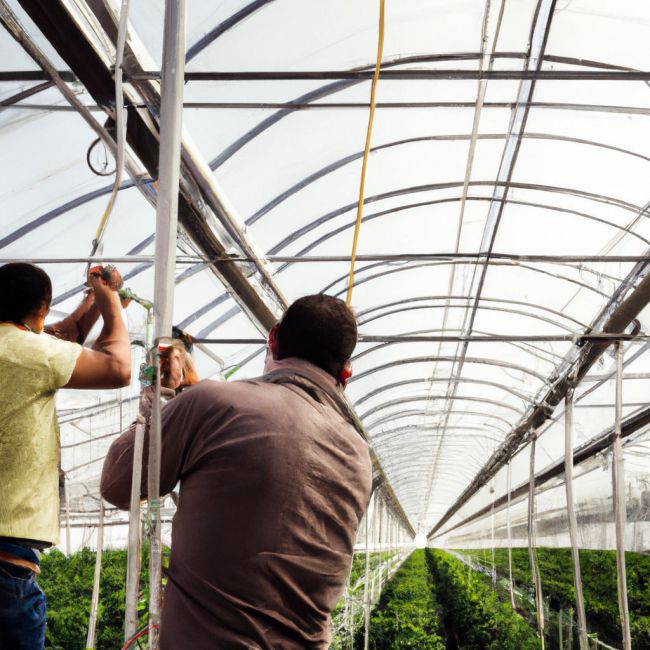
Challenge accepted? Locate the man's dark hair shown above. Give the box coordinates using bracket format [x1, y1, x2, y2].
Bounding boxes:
[276, 294, 357, 379]
[0, 263, 52, 324]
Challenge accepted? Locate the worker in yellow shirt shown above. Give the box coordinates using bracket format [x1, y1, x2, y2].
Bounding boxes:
[0, 262, 132, 650]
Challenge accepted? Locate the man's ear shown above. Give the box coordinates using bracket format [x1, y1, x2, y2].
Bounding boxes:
[340, 360, 353, 388]
[268, 325, 279, 360]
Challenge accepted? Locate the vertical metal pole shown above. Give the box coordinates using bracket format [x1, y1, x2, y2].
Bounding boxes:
[65, 477, 72, 555]
[124, 419, 146, 641]
[124, 309, 152, 643]
[613, 343, 632, 650]
[378, 498, 384, 590]
[559, 607, 563, 650]
[370, 492, 379, 605]
[85, 500, 105, 650]
[528, 433, 545, 649]
[565, 386, 589, 650]
[490, 480, 496, 588]
[363, 495, 372, 650]
[506, 462, 516, 609]
[147, 1, 185, 647]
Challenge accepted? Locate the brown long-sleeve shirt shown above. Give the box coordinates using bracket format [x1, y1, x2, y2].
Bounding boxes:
[100, 358, 372, 649]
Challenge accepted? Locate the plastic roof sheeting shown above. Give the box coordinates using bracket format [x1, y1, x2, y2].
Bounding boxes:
[1, 0, 649, 551]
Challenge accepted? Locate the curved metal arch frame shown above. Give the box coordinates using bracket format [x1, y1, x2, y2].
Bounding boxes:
[267, 180, 641, 256]
[351, 355, 549, 386]
[366, 408, 515, 434]
[205, 48, 648, 171]
[373, 426, 504, 449]
[352, 376, 534, 408]
[379, 461, 491, 486]
[247, 132, 650, 226]
[358, 295, 589, 330]
[359, 394, 525, 422]
[190, 245, 620, 346]
[358, 301, 580, 334]
[369, 417, 509, 442]
[335, 258, 613, 303]
[353, 327, 565, 370]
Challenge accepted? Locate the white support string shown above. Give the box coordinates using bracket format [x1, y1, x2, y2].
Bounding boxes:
[124, 416, 146, 641]
[506, 461, 515, 609]
[564, 386, 589, 650]
[528, 433, 545, 649]
[613, 342, 632, 650]
[65, 476, 72, 556]
[363, 492, 373, 650]
[85, 500, 105, 650]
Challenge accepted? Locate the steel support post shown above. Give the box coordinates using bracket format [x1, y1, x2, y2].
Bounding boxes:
[85, 500, 105, 650]
[65, 476, 72, 556]
[490, 480, 496, 588]
[507, 462, 516, 609]
[564, 387, 589, 650]
[613, 343, 632, 650]
[363, 502, 371, 650]
[147, 1, 185, 647]
[528, 434, 545, 649]
[124, 416, 146, 641]
[378, 498, 384, 590]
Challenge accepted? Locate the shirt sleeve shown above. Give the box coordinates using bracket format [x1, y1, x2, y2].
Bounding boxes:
[43, 333, 82, 390]
[100, 383, 205, 510]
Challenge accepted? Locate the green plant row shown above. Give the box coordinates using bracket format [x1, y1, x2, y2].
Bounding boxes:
[459, 547, 650, 649]
[426, 549, 541, 650]
[39, 546, 165, 650]
[356, 550, 445, 649]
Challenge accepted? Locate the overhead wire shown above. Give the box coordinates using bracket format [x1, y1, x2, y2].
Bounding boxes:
[87, 0, 131, 264]
[345, 0, 385, 307]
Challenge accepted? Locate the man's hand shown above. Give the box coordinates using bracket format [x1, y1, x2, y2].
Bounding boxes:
[87, 265, 123, 291]
[138, 385, 177, 422]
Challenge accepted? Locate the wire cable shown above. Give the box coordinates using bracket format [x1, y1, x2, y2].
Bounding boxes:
[345, 0, 385, 307]
[88, 0, 131, 266]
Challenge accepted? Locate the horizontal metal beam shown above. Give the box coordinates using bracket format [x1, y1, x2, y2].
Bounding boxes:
[128, 69, 650, 81]
[7, 101, 650, 115]
[188, 334, 650, 344]
[5, 254, 650, 263]
[4, 69, 650, 82]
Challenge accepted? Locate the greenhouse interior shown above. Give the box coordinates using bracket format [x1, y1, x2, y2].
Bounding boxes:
[0, 0, 649, 648]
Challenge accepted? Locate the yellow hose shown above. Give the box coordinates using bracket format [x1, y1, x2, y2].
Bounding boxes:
[345, 0, 385, 308]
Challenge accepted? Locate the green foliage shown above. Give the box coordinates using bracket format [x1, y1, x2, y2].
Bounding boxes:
[358, 550, 444, 650]
[39, 546, 164, 650]
[426, 549, 541, 650]
[459, 547, 650, 649]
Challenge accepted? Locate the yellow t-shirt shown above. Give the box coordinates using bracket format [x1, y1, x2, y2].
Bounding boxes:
[0, 324, 81, 545]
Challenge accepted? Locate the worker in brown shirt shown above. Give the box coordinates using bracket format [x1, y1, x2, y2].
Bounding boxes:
[100, 295, 372, 649]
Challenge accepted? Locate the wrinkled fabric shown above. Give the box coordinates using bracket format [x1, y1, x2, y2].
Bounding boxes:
[101, 358, 372, 649]
[0, 326, 80, 546]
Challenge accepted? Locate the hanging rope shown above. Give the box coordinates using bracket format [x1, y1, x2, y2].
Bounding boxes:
[345, 0, 385, 307]
[88, 0, 131, 265]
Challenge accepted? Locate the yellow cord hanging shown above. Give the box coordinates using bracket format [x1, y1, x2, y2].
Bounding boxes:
[345, 0, 385, 308]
